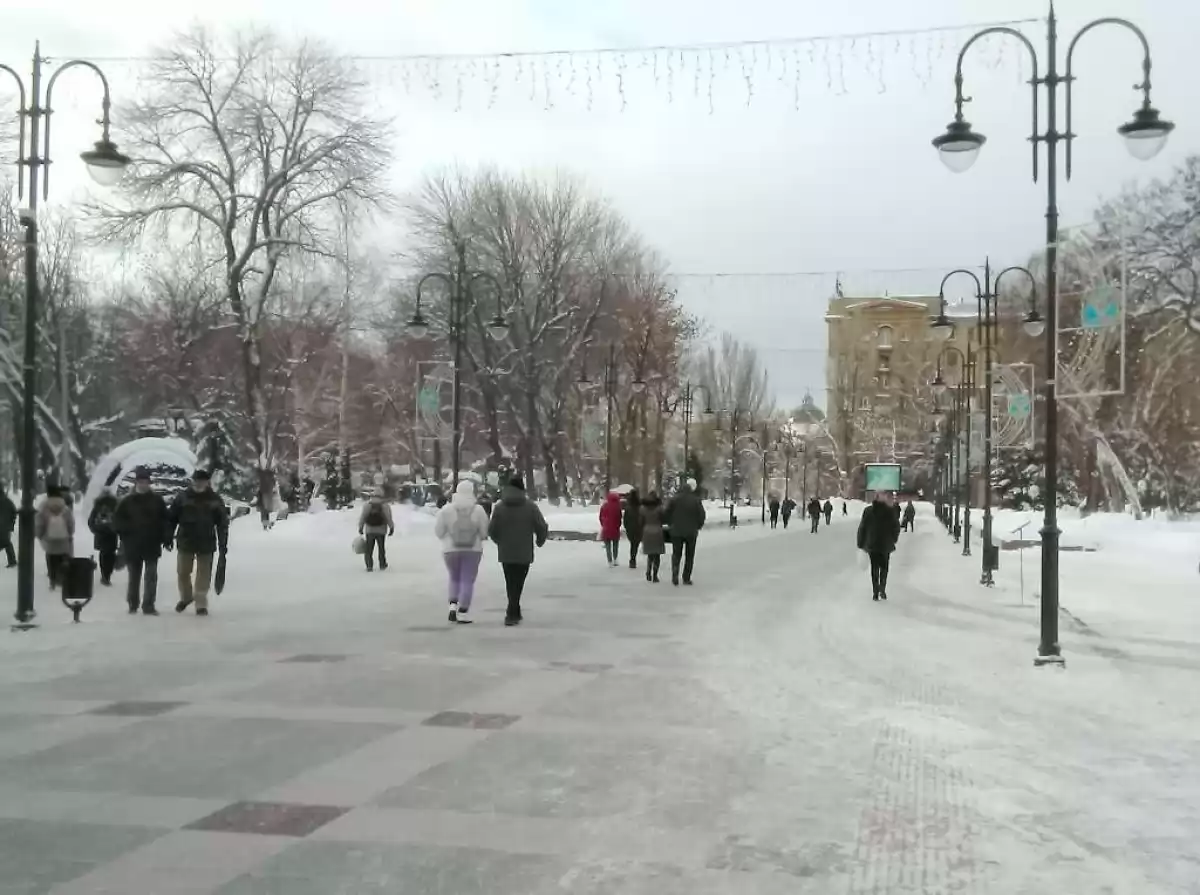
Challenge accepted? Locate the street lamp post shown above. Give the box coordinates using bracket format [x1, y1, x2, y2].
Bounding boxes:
[408, 241, 509, 492]
[2, 44, 131, 629]
[935, 4, 1175, 664]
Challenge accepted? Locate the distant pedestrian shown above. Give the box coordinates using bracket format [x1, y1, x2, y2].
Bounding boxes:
[623, 487, 644, 568]
[842, 500, 848, 516]
[0, 484, 17, 567]
[663, 478, 706, 586]
[88, 487, 120, 587]
[478, 491, 494, 518]
[639, 491, 666, 583]
[781, 497, 795, 529]
[858, 491, 901, 601]
[808, 497, 822, 533]
[487, 475, 548, 626]
[823, 499, 833, 526]
[902, 500, 916, 533]
[599, 491, 623, 566]
[168, 469, 229, 616]
[357, 488, 394, 572]
[435, 480, 490, 624]
[892, 501, 902, 532]
[256, 481, 275, 530]
[114, 467, 169, 615]
[768, 496, 781, 529]
[35, 486, 74, 590]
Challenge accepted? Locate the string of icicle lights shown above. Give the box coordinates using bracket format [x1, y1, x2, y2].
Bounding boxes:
[80, 17, 1037, 114]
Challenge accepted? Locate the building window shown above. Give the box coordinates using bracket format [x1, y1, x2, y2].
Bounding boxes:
[878, 372, 891, 389]
[859, 396, 871, 411]
[877, 325, 893, 349]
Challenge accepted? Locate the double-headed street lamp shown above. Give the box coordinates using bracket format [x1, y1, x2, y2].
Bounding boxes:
[713, 407, 754, 525]
[2, 44, 131, 629]
[659, 381, 713, 486]
[934, 4, 1174, 666]
[577, 335, 650, 494]
[932, 346, 975, 551]
[408, 241, 509, 491]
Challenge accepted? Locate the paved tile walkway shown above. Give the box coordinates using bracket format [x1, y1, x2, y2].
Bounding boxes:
[0, 519, 1197, 893]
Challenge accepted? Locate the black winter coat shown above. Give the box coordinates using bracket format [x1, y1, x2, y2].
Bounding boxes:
[858, 500, 900, 555]
[169, 487, 229, 555]
[0, 493, 16, 539]
[623, 490, 644, 538]
[487, 486, 548, 564]
[808, 498, 821, 518]
[663, 486, 706, 539]
[88, 494, 120, 553]
[115, 490, 170, 560]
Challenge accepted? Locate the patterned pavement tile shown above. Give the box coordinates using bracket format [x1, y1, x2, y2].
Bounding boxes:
[421, 710, 521, 730]
[86, 701, 187, 717]
[279, 654, 348, 664]
[186, 800, 349, 837]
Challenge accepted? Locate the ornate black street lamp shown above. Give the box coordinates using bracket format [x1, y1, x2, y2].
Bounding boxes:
[407, 241, 508, 491]
[933, 5, 1174, 665]
[2, 44, 131, 629]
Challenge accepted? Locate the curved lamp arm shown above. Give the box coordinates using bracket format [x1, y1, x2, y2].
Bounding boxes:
[1065, 18, 1155, 180]
[994, 264, 1040, 319]
[950, 26, 1042, 180]
[0, 64, 29, 199]
[937, 267, 984, 323]
[43, 58, 119, 200]
[411, 271, 455, 330]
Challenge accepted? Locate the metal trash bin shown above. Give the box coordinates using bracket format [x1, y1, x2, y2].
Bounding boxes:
[62, 557, 96, 623]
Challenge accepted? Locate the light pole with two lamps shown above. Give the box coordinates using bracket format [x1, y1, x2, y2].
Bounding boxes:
[933, 4, 1176, 664]
[2, 44, 131, 629]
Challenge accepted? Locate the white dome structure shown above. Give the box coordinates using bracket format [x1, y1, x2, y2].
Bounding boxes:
[83, 437, 198, 512]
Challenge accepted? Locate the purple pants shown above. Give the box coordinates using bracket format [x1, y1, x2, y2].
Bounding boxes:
[444, 551, 483, 610]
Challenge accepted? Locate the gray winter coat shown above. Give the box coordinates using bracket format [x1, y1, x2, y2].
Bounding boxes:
[487, 486, 548, 564]
[35, 495, 75, 556]
[358, 498, 394, 536]
[639, 502, 666, 555]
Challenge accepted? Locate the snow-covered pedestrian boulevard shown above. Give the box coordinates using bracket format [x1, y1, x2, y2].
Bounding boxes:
[0, 505, 1196, 893]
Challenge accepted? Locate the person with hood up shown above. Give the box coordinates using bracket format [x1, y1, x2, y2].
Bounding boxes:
[0, 484, 16, 568]
[823, 499, 834, 526]
[768, 495, 781, 529]
[902, 500, 916, 532]
[168, 469, 229, 616]
[857, 490, 901, 601]
[807, 497, 822, 533]
[639, 491, 666, 583]
[434, 480, 491, 624]
[357, 487, 395, 572]
[35, 486, 74, 589]
[487, 475, 548, 625]
[623, 487, 644, 569]
[781, 497, 795, 529]
[663, 478, 706, 586]
[88, 487, 120, 587]
[114, 466, 169, 615]
[599, 491, 623, 567]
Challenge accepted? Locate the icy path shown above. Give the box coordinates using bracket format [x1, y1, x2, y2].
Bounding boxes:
[0, 508, 1196, 893]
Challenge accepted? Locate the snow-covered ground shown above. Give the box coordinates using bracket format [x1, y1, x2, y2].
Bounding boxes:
[915, 501, 1200, 643]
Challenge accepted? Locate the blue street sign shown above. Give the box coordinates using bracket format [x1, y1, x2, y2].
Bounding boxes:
[1082, 283, 1120, 329]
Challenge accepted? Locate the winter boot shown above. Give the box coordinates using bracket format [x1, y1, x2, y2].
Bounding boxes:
[175, 598, 193, 614]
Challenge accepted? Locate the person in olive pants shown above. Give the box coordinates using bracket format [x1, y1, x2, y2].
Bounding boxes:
[167, 469, 229, 616]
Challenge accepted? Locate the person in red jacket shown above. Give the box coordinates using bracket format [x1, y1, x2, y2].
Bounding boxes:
[599, 491, 623, 567]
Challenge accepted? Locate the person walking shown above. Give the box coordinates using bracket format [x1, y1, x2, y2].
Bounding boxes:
[435, 480, 490, 624]
[623, 487, 644, 569]
[823, 499, 833, 526]
[114, 467, 170, 615]
[88, 487, 120, 587]
[807, 497, 822, 533]
[256, 481, 275, 530]
[487, 475, 548, 626]
[168, 469, 229, 616]
[357, 488, 394, 572]
[768, 496, 781, 529]
[35, 486, 74, 590]
[663, 478, 706, 586]
[902, 500, 916, 533]
[781, 497, 795, 530]
[599, 491, 623, 567]
[639, 491, 667, 583]
[857, 491, 901, 601]
[0, 484, 18, 568]
[842, 500, 848, 516]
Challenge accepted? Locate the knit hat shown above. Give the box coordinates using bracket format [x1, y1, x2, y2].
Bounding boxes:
[508, 475, 525, 491]
[134, 466, 152, 481]
[686, 478, 698, 490]
[455, 480, 475, 496]
[192, 468, 211, 481]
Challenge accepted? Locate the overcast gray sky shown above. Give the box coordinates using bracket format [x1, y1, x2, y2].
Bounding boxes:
[4, 0, 1197, 409]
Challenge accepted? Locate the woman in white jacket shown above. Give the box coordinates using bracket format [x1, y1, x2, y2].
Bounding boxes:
[434, 480, 491, 624]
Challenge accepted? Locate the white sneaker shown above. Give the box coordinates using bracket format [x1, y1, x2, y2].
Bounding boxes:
[456, 608, 472, 625]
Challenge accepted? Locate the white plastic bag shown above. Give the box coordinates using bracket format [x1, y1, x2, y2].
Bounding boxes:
[352, 535, 366, 555]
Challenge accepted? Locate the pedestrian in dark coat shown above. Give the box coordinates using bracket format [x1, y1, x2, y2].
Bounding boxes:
[0, 485, 17, 568]
[663, 479, 706, 586]
[823, 499, 833, 525]
[88, 489, 120, 587]
[768, 496, 781, 529]
[639, 492, 666, 583]
[114, 467, 170, 614]
[487, 476, 548, 625]
[167, 469, 229, 616]
[623, 487, 644, 568]
[858, 492, 901, 601]
[902, 500, 916, 532]
[807, 497, 822, 533]
[781, 497, 795, 530]
[599, 491, 623, 566]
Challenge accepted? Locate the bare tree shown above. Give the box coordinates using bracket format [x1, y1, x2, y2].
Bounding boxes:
[90, 26, 392, 484]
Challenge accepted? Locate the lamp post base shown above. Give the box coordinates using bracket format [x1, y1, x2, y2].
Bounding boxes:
[1033, 653, 1066, 668]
